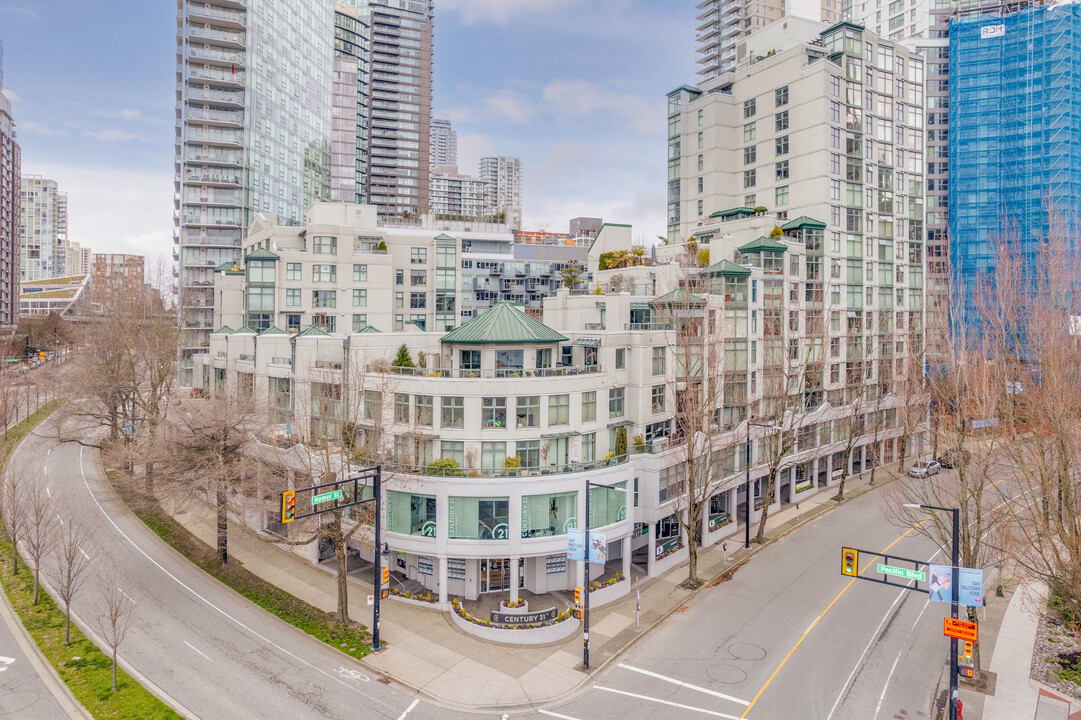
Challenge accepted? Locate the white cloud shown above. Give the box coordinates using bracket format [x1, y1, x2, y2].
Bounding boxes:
[457, 132, 497, 173]
[32, 164, 174, 269]
[442, 90, 534, 125]
[440, 0, 577, 26]
[91, 108, 159, 124]
[0, 4, 39, 20]
[16, 120, 67, 137]
[80, 129, 146, 143]
[542, 79, 663, 134]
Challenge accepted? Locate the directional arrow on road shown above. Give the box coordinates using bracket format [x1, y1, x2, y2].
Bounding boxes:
[0, 656, 14, 672]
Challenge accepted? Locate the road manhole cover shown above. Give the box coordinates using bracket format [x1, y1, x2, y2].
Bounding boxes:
[727, 643, 767, 661]
[706, 663, 747, 684]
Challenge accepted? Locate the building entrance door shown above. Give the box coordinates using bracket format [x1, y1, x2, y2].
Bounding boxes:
[480, 558, 525, 593]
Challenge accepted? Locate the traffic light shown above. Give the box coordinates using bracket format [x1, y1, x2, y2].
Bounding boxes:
[381, 567, 389, 586]
[573, 586, 583, 605]
[281, 491, 295, 523]
[841, 547, 859, 577]
[963, 641, 973, 659]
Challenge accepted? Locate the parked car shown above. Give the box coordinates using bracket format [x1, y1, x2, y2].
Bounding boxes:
[908, 460, 942, 478]
[935, 449, 970, 469]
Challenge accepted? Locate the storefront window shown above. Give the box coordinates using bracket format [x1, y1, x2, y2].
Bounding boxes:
[448, 497, 509, 540]
[521, 491, 577, 538]
[386, 491, 436, 536]
[588, 481, 627, 527]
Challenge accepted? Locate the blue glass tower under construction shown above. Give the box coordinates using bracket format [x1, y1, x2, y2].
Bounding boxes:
[949, 3, 1081, 325]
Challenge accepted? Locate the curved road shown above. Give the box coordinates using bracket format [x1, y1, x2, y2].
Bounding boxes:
[18, 420, 953, 720]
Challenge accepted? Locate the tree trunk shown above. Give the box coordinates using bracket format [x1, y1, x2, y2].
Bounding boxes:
[897, 436, 907, 473]
[335, 533, 350, 627]
[216, 485, 228, 566]
[33, 565, 40, 605]
[11, 546, 17, 575]
[754, 470, 777, 544]
[869, 443, 878, 485]
[111, 649, 118, 692]
[65, 605, 71, 646]
[145, 461, 155, 497]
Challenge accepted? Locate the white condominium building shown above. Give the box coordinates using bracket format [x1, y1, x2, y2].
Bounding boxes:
[19, 175, 67, 281]
[430, 118, 457, 169]
[194, 211, 924, 602]
[480, 156, 523, 232]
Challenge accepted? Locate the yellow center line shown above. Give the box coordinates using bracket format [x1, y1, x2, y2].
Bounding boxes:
[740, 470, 1018, 718]
[739, 520, 926, 718]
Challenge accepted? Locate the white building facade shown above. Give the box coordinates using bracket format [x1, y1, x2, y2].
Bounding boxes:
[480, 156, 523, 232]
[19, 175, 67, 282]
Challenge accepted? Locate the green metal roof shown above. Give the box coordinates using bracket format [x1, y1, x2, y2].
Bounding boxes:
[212, 326, 234, 335]
[214, 261, 243, 274]
[293, 326, 330, 338]
[258, 326, 287, 336]
[244, 247, 280, 261]
[666, 84, 702, 97]
[702, 259, 752, 277]
[709, 207, 756, 219]
[356, 325, 382, 334]
[780, 216, 827, 231]
[738, 236, 788, 253]
[440, 302, 567, 345]
[233, 326, 257, 335]
[434, 233, 455, 242]
[821, 20, 865, 36]
[651, 287, 702, 308]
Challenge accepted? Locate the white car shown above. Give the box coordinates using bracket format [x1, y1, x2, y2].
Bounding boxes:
[908, 460, 941, 478]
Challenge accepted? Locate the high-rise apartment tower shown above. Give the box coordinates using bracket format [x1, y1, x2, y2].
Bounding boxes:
[19, 176, 67, 281]
[0, 39, 19, 326]
[480, 156, 522, 231]
[430, 118, 457, 168]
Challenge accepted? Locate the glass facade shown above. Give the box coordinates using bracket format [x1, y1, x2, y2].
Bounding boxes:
[948, 5, 1081, 327]
[176, 0, 334, 362]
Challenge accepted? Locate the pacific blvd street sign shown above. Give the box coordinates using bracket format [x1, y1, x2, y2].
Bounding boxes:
[877, 563, 926, 582]
[312, 489, 343, 506]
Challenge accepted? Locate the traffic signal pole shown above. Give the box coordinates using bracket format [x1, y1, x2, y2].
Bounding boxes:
[583, 482, 591, 669]
[372, 467, 383, 652]
[949, 506, 960, 720]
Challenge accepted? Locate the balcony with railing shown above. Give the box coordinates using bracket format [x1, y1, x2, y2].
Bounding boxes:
[186, 87, 244, 107]
[365, 364, 601, 379]
[186, 5, 245, 28]
[187, 25, 245, 48]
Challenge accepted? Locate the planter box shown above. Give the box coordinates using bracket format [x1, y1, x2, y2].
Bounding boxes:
[449, 608, 579, 646]
[588, 579, 630, 607]
[498, 600, 529, 615]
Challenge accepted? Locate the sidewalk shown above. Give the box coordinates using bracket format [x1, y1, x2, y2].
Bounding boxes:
[167, 472, 883, 710]
[981, 581, 1076, 720]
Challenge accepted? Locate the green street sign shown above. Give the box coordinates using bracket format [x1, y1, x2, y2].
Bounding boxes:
[877, 563, 926, 582]
[311, 490, 343, 506]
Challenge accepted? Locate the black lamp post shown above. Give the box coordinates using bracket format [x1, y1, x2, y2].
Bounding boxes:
[906, 503, 960, 720]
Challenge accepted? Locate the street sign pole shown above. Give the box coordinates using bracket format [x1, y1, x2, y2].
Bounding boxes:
[583, 479, 591, 669]
[372, 467, 383, 653]
[950, 506, 960, 720]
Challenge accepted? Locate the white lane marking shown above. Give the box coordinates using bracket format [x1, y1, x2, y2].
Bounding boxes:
[337, 667, 370, 683]
[45, 487, 50, 497]
[594, 686, 746, 719]
[74, 448, 371, 697]
[619, 663, 750, 706]
[183, 640, 211, 661]
[502, 715, 509, 720]
[46, 448, 50, 456]
[872, 597, 932, 720]
[43, 466, 46, 476]
[79, 548, 90, 561]
[55, 514, 64, 525]
[395, 698, 419, 720]
[0, 655, 14, 672]
[538, 710, 586, 720]
[118, 588, 137, 606]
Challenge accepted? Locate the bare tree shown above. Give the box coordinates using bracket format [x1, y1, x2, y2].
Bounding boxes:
[22, 483, 57, 605]
[94, 563, 136, 693]
[2, 472, 26, 574]
[47, 515, 94, 645]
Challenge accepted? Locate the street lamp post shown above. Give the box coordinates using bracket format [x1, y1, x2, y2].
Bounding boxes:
[906, 502, 960, 720]
[583, 479, 626, 669]
[745, 419, 783, 548]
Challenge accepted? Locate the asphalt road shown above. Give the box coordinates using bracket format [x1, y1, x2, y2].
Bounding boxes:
[531, 485, 950, 720]
[20, 420, 956, 720]
[0, 591, 71, 720]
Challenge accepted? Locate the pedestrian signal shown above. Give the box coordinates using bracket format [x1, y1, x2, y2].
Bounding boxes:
[281, 491, 295, 523]
[841, 547, 858, 577]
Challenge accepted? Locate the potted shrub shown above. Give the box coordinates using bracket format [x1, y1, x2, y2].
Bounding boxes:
[632, 434, 646, 452]
[504, 455, 522, 476]
[615, 427, 628, 459]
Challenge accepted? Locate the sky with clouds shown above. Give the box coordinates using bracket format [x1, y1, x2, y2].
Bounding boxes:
[0, 0, 697, 266]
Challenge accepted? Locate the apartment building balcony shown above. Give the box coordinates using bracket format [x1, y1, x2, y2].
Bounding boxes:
[186, 5, 245, 30]
[186, 25, 245, 49]
[184, 171, 242, 187]
[186, 87, 244, 108]
[188, 67, 245, 89]
[186, 108, 244, 127]
[184, 129, 243, 147]
[365, 364, 602, 379]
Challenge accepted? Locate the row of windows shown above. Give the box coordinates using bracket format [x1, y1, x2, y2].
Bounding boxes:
[385, 389, 633, 428]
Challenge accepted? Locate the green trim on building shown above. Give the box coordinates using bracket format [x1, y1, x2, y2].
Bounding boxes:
[702, 259, 752, 277]
[738, 236, 788, 253]
[244, 247, 280, 261]
[780, 215, 827, 231]
[440, 302, 568, 345]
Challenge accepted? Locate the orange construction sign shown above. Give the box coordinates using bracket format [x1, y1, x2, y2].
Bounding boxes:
[943, 617, 978, 642]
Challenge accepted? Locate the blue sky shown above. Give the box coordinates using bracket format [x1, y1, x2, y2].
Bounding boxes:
[0, 0, 696, 265]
